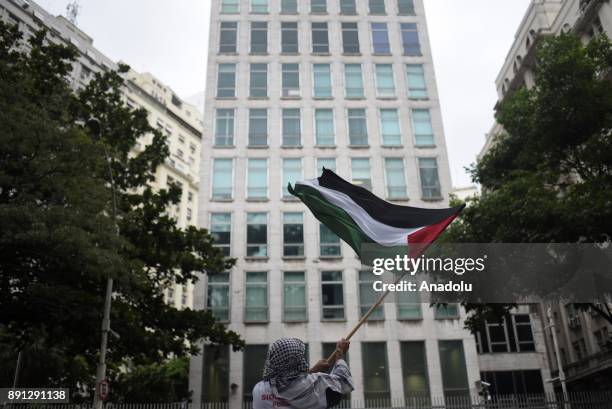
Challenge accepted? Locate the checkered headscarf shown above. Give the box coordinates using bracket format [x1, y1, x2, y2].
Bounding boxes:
[262, 338, 309, 392]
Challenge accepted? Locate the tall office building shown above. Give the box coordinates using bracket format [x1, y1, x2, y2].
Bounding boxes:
[191, 0, 481, 407]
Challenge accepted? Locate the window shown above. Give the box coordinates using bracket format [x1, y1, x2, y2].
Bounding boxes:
[207, 273, 230, 321]
[406, 64, 427, 99]
[243, 345, 269, 402]
[281, 0, 298, 13]
[341, 23, 360, 54]
[401, 23, 421, 55]
[247, 158, 268, 199]
[282, 63, 300, 97]
[475, 314, 535, 354]
[221, 0, 239, 13]
[345, 64, 364, 98]
[359, 270, 384, 319]
[311, 0, 327, 13]
[320, 224, 341, 257]
[371, 23, 390, 54]
[248, 109, 268, 146]
[481, 370, 544, 395]
[348, 108, 368, 146]
[398, 0, 415, 15]
[249, 63, 267, 98]
[211, 213, 231, 256]
[514, 314, 535, 351]
[384, 158, 407, 199]
[362, 342, 391, 403]
[202, 345, 230, 403]
[400, 342, 429, 397]
[435, 303, 459, 319]
[281, 22, 299, 53]
[282, 158, 302, 197]
[212, 158, 233, 200]
[412, 109, 434, 146]
[317, 158, 336, 174]
[439, 341, 469, 398]
[375, 64, 395, 97]
[282, 108, 301, 146]
[283, 272, 307, 321]
[312, 22, 329, 53]
[215, 109, 234, 146]
[219, 22, 237, 53]
[369, 0, 386, 14]
[313, 64, 332, 98]
[251, 0, 268, 13]
[397, 288, 422, 319]
[321, 271, 344, 320]
[217, 64, 236, 98]
[246, 212, 267, 257]
[340, 0, 356, 14]
[351, 158, 371, 190]
[315, 109, 334, 146]
[418, 158, 441, 199]
[245, 272, 268, 322]
[250, 22, 268, 53]
[283, 212, 304, 257]
[380, 109, 401, 146]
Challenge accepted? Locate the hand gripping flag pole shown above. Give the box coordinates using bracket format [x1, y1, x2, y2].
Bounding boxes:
[288, 168, 465, 366]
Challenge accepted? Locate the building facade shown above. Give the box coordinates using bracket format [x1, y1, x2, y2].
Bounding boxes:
[190, 0, 484, 407]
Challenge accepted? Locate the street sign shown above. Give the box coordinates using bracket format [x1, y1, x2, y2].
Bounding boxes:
[97, 379, 110, 402]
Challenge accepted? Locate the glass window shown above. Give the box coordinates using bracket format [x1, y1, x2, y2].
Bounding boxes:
[246, 212, 267, 257]
[282, 63, 300, 97]
[321, 271, 344, 320]
[348, 108, 368, 146]
[315, 109, 334, 146]
[358, 270, 384, 320]
[211, 213, 231, 256]
[380, 109, 401, 146]
[342, 22, 360, 54]
[406, 64, 428, 99]
[401, 23, 421, 55]
[311, 0, 327, 13]
[283, 272, 307, 321]
[245, 271, 268, 322]
[250, 21, 268, 53]
[202, 345, 230, 403]
[217, 63, 236, 98]
[435, 303, 459, 319]
[375, 64, 395, 97]
[247, 158, 268, 199]
[249, 63, 267, 98]
[282, 158, 302, 197]
[283, 212, 304, 257]
[281, 0, 298, 13]
[351, 158, 371, 191]
[369, 0, 386, 14]
[281, 22, 299, 53]
[220, 22, 237, 53]
[371, 23, 390, 54]
[412, 109, 434, 146]
[398, 0, 415, 15]
[514, 314, 535, 352]
[397, 288, 422, 319]
[243, 345, 269, 401]
[313, 64, 332, 98]
[362, 342, 391, 403]
[212, 158, 233, 200]
[340, 0, 356, 14]
[312, 22, 329, 53]
[221, 0, 239, 13]
[400, 342, 429, 398]
[345, 64, 364, 98]
[207, 272, 230, 321]
[320, 223, 341, 257]
[317, 157, 336, 175]
[418, 158, 442, 199]
[251, 0, 268, 13]
[248, 108, 268, 146]
[385, 158, 407, 199]
[282, 108, 301, 146]
[438, 341, 469, 398]
[215, 109, 234, 146]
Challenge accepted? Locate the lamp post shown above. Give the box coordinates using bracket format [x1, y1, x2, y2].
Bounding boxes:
[546, 307, 569, 409]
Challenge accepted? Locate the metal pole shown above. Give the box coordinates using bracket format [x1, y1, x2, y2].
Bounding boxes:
[12, 350, 22, 388]
[547, 307, 570, 408]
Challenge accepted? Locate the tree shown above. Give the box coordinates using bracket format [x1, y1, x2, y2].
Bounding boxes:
[0, 22, 243, 399]
[444, 32, 612, 330]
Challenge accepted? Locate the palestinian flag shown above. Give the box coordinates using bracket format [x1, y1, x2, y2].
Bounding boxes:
[288, 168, 464, 258]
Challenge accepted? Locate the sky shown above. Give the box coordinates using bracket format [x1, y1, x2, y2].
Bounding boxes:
[38, 0, 530, 188]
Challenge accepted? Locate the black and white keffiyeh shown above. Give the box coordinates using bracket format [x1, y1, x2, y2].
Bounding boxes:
[262, 338, 309, 392]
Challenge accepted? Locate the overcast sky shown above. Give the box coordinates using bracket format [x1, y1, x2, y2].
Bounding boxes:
[38, 0, 530, 187]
